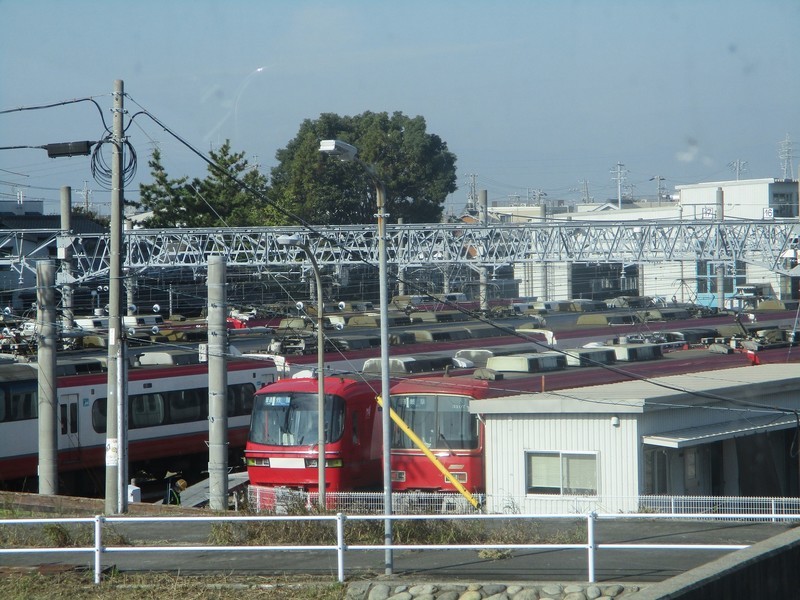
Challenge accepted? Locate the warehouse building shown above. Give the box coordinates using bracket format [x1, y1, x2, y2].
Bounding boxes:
[471, 363, 800, 513]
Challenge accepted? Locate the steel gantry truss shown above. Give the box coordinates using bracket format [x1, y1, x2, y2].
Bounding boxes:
[2, 220, 800, 286]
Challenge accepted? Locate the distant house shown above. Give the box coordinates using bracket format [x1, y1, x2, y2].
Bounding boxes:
[471, 363, 800, 514]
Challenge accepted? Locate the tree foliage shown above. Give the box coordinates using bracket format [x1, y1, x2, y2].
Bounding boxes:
[138, 143, 271, 228]
[268, 111, 458, 225]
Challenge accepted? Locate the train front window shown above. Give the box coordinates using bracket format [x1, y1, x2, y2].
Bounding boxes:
[390, 394, 478, 450]
[249, 392, 344, 446]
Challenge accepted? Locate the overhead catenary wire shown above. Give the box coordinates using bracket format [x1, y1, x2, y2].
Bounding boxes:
[6, 92, 796, 422]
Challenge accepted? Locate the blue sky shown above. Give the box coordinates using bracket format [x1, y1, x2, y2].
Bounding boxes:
[1, 0, 798, 216]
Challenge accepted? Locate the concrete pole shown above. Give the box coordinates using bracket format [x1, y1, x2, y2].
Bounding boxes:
[479, 190, 489, 311]
[124, 220, 136, 316]
[397, 217, 406, 296]
[105, 79, 127, 514]
[542, 211, 549, 301]
[296, 249, 327, 508]
[639, 263, 645, 297]
[36, 261, 58, 495]
[207, 255, 229, 511]
[376, 181, 393, 574]
[59, 187, 73, 336]
[716, 187, 726, 311]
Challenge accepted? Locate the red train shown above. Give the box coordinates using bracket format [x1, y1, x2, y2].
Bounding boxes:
[245, 376, 384, 493]
[389, 377, 491, 494]
[246, 337, 800, 501]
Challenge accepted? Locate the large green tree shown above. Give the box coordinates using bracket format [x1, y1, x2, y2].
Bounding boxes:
[268, 111, 458, 225]
[138, 142, 271, 228]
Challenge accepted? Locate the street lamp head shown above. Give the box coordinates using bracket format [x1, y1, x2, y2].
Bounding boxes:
[319, 139, 358, 162]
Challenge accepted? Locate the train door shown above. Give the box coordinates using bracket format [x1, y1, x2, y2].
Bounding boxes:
[59, 393, 80, 451]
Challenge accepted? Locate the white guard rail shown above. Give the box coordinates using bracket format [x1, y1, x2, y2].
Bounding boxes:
[1, 511, 798, 585]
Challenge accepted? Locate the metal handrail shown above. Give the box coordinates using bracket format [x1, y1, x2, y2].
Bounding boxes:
[2, 510, 793, 585]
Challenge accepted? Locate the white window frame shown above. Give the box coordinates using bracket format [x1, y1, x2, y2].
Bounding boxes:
[525, 450, 599, 496]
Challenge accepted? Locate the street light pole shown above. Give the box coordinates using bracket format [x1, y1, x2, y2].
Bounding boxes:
[319, 139, 393, 573]
[277, 235, 326, 508]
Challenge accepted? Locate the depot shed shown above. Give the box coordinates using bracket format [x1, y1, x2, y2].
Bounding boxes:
[470, 364, 800, 514]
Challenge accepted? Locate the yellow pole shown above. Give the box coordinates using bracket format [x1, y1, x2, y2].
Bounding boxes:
[376, 396, 480, 509]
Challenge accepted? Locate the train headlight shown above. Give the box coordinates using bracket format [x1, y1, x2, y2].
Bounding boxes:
[305, 458, 343, 468]
[446, 471, 468, 484]
[246, 457, 270, 467]
[391, 470, 406, 482]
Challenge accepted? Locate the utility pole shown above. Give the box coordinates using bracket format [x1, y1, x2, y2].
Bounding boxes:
[60, 186, 74, 335]
[728, 159, 748, 181]
[207, 255, 229, 511]
[610, 162, 627, 209]
[105, 79, 128, 514]
[36, 260, 57, 496]
[650, 176, 665, 205]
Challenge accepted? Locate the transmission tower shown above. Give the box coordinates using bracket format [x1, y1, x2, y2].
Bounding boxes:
[610, 162, 628, 209]
[579, 179, 593, 203]
[80, 181, 93, 212]
[779, 134, 795, 179]
[464, 173, 478, 213]
[728, 159, 748, 180]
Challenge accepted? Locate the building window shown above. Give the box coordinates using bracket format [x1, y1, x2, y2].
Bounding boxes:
[526, 451, 598, 495]
[696, 260, 745, 294]
[771, 192, 797, 218]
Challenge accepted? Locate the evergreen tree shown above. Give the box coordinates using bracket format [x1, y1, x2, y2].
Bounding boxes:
[138, 143, 270, 227]
[269, 111, 457, 225]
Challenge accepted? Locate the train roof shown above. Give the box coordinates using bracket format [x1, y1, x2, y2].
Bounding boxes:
[390, 376, 490, 398]
[0, 362, 37, 381]
[255, 375, 381, 396]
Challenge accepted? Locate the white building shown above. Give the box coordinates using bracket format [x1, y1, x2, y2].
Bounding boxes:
[471, 363, 800, 514]
[503, 178, 800, 307]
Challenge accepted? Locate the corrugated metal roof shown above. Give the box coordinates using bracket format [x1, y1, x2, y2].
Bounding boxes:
[643, 413, 797, 448]
[470, 364, 800, 415]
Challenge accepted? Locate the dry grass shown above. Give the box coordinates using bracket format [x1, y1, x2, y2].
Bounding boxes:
[0, 571, 347, 600]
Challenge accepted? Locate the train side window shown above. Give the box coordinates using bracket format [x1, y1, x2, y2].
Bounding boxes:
[239, 383, 256, 416]
[92, 399, 107, 433]
[226, 386, 240, 417]
[0, 388, 5, 422]
[167, 389, 202, 423]
[8, 386, 37, 421]
[352, 412, 359, 445]
[130, 393, 165, 428]
[60, 404, 68, 434]
[70, 402, 78, 434]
